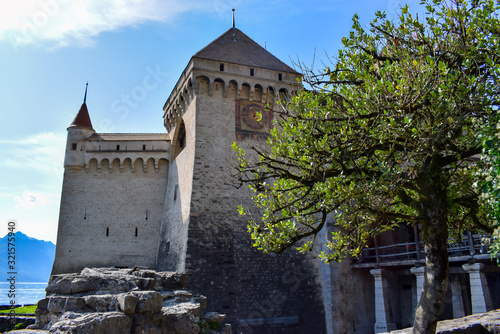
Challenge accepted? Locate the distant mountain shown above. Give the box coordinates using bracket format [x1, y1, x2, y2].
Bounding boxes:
[0, 231, 55, 282]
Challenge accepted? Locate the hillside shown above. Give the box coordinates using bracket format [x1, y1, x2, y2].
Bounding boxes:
[0, 231, 55, 282]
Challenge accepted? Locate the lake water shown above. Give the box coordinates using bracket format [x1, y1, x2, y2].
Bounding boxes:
[0, 282, 46, 306]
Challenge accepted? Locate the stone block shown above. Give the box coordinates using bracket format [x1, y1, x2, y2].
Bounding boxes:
[84, 294, 119, 312]
[63, 297, 86, 311]
[159, 272, 188, 290]
[46, 276, 73, 295]
[117, 293, 139, 314]
[161, 291, 176, 300]
[179, 302, 204, 318]
[133, 291, 163, 313]
[161, 310, 199, 334]
[50, 311, 132, 334]
[134, 324, 162, 334]
[47, 296, 68, 313]
[173, 290, 192, 302]
[36, 298, 49, 311]
[138, 277, 155, 290]
[133, 313, 162, 334]
[202, 311, 226, 324]
[71, 277, 97, 294]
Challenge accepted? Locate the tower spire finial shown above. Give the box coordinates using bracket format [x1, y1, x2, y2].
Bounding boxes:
[232, 8, 235, 28]
[83, 82, 88, 104]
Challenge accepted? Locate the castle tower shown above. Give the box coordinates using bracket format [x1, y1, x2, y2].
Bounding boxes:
[51, 26, 326, 333]
[64, 84, 95, 168]
[158, 27, 326, 333]
[52, 86, 170, 274]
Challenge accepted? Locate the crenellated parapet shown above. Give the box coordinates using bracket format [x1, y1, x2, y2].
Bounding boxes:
[65, 132, 170, 173]
[162, 56, 302, 134]
[85, 156, 168, 173]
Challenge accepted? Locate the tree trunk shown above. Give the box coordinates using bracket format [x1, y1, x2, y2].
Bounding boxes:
[413, 185, 450, 334]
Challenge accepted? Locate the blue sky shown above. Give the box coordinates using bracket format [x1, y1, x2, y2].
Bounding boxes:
[0, 0, 424, 243]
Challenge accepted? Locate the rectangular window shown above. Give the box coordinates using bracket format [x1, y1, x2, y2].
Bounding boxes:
[250, 68, 254, 76]
[142, 145, 146, 150]
[220, 63, 224, 71]
[278, 73, 283, 81]
[116, 145, 120, 151]
[135, 227, 138, 237]
[106, 227, 109, 237]
[71, 143, 77, 150]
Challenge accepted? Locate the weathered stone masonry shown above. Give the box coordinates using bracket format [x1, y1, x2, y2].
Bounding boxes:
[52, 27, 327, 333]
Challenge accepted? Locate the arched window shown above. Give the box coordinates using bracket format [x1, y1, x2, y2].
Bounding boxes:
[172, 120, 186, 159]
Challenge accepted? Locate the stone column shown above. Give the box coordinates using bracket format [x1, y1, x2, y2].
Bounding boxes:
[370, 269, 397, 333]
[462, 263, 493, 314]
[449, 275, 466, 318]
[410, 266, 425, 304]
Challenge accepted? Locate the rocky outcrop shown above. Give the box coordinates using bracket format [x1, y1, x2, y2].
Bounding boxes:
[385, 309, 500, 333]
[25, 267, 230, 334]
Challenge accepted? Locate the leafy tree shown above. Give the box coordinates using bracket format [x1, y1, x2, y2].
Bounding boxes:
[233, 0, 500, 333]
[477, 110, 500, 260]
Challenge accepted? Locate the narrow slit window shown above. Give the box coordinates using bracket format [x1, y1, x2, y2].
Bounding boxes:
[135, 227, 138, 237]
[106, 227, 109, 237]
[250, 68, 254, 76]
[220, 63, 224, 71]
[116, 145, 120, 151]
[142, 145, 146, 151]
[178, 122, 186, 149]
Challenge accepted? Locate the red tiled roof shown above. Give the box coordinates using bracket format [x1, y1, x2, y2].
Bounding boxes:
[194, 28, 299, 74]
[70, 103, 93, 129]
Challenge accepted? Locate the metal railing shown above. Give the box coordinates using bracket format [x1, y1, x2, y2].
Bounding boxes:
[359, 233, 490, 265]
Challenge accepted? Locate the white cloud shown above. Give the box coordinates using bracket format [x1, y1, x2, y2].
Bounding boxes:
[14, 190, 52, 209]
[0, 132, 66, 176]
[0, 0, 210, 48]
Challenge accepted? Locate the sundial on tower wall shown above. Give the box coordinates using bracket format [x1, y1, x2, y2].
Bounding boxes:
[235, 99, 273, 140]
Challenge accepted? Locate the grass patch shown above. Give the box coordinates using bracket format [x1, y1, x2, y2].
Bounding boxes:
[0, 305, 37, 315]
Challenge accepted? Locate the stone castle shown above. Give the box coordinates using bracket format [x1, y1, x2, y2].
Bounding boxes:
[51, 26, 326, 333]
[51, 24, 500, 334]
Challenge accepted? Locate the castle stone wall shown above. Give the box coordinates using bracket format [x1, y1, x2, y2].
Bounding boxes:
[158, 67, 326, 333]
[54, 27, 328, 333]
[52, 155, 168, 275]
[157, 97, 198, 273]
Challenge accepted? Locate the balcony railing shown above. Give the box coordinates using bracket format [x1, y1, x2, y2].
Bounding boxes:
[358, 233, 491, 265]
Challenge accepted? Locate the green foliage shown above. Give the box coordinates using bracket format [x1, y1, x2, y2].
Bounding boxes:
[198, 320, 220, 334]
[14, 322, 27, 330]
[234, 0, 500, 263]
[0, 304, 37, 315]
[477, 112, 500, 261]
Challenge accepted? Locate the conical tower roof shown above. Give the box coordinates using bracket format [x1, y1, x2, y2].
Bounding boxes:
[69, 83, 93, 129]
[69, 103, 93, 129]
[193, 27, 299, 74]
